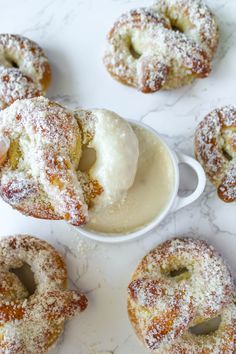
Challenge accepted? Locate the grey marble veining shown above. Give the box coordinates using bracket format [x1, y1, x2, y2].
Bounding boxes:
[0, 0, 236, 353]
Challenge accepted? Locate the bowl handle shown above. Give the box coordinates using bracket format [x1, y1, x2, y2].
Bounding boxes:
[173, 152, 206, 211]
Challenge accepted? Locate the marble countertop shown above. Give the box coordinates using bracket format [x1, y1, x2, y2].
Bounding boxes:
[1, 0, 236, 353]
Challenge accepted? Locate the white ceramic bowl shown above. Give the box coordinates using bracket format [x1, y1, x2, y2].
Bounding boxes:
[76, 121, 206, 243]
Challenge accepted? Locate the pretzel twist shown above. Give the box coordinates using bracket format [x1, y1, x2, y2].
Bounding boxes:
[104, 0, 218, 92]
[0, 235, 88, 354]
[0, 97, 88, 226]
[0, 97, 139, 224]
[128, 238, 235, 352]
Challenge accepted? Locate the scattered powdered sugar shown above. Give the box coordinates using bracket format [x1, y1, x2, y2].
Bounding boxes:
[104, 0, 218, 92]
[195, 105, 236, 202]
[128, 238, 235, 352]
[73, 232, 96, 257]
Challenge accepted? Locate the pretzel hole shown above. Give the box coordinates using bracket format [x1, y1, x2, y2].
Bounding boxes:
[169, 267, 188, 277]
[8, 139, 22, 170]
[189, 315, 221, 335]
[10, 263, 36, 296]
[129, 42, 141, 59]
[169, 17, 185, 33]
[171, 24, 184, 33]
[5, 56, 19, 68]
[168, 267, 191, 281]
[222, 148, 232, 161]
[79, 147, 96, 172]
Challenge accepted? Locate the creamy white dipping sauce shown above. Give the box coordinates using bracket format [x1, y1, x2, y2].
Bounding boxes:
[85, 124, 175, 235]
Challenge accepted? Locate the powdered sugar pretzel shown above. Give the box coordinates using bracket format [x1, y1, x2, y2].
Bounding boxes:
[0, 98, 139, 223]
[195, 106, 236, 202]
[0, 235, 88, 354]
[151, 0, 219, 57]
[128, 238, 234, 352]
[128, 278, 194, 349]
[104, 1, 218, 92]
[0, 96, 88, 226]
[74, 108, 139, 210]
[158, 298, 236, 353]
[0, 34, 51, 109]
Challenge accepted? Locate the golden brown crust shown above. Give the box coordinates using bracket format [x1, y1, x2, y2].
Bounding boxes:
[195, 106, 236, 202]
[0, 174, 61, 220]
[0, 235, 88, 354]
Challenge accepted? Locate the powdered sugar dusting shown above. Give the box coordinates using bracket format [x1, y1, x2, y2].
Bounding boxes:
[195, 106, 236, 202]
[152, 0, 219, 56]
[0, 235, 88, 354]
[0, 34, 51, 108]
[104, 0, 218, 92]
[128, 238, 235, 352]
[158, 299, 236, 353]
[0, 98, 140, 224]
[0, 68, 42, 110]
[0, 97, 88, 226]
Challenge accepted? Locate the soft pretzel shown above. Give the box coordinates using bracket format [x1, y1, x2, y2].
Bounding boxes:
[128, 238, 234, 352]
[195, 106, 236, 203]
[74, 108, 139, 209]
[0, 96, 88, 226]
[158, 298, 236, 353]
[0, 235, 88, 354]
[0, 34, 51, 109]
[0, 97, 139, 224]
[103, 0, 218, 92]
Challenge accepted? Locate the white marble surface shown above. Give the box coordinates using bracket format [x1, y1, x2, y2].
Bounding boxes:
[1, 0, 236, 353]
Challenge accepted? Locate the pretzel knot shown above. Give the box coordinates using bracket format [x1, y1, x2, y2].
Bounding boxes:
[0, 235, 88, 354]
[104, 0, 219, 92]
[0, 97, 139, 225]
[127, 238, 235, 352]
[195, 106, 236, 203]
[0, 96, 88, 226]
[0, 34, 51, 109]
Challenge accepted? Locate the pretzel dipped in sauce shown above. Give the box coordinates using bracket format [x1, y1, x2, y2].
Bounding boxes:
[0, 97, 87, 226]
